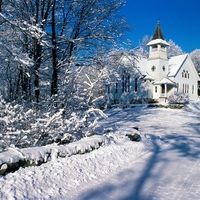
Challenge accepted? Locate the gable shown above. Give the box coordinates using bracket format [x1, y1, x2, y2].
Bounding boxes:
[168, 54, 200, 81]
[168, 54, 187, 77]
[185, 55, 200, 80]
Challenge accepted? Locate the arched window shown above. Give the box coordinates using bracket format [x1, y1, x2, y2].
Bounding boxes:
[185, 71, 188, 78]
[182, 70, 185, 78]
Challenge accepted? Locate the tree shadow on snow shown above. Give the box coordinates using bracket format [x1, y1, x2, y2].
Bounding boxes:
[75, 124, 200, 200]
[71, 105, 200, 200]
[97, 107, 154, 134]
[74, 134, 168, 200]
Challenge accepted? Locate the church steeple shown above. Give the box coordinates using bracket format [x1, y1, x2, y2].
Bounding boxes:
[147, 21, 169, 60]
[152, 20, 164, 40]
[146, 21, 170, 81]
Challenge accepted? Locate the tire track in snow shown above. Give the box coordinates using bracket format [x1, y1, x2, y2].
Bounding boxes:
[172, 158, 200, 200]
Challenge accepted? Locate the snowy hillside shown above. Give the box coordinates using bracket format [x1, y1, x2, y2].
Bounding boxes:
[0, 102, 200, 200]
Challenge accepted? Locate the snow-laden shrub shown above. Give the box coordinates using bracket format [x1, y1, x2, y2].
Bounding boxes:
[168, 93, 189, 104]
[0, 99, 35, 150]
[0, 94, 107, 151]
[119, 93, 131, 107]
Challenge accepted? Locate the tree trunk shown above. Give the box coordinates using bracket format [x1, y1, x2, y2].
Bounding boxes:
[51, 0, 58, 96]
[0, 0, 2, 12]
[33, 0, 41, 103]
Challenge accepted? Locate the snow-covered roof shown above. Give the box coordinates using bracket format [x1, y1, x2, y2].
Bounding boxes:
[147, 39, 169, 46]
[119, 53, 135, 66]
[168, 54, 188, 77]
[151, 20, 165, 40]
[144, 73, 154, 81]
[154, 77, 176, 85]
[136, 57, 148, 75]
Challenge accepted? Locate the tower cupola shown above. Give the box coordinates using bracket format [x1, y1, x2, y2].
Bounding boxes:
[147, 20, 169, 60]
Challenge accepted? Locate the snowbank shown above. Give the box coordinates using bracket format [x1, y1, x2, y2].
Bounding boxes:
[0, 135, 109, 175]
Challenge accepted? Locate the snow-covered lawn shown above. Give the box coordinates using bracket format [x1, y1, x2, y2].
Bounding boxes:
[0, 102, 200, 200]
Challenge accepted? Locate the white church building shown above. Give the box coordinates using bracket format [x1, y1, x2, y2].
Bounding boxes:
[106, 22, 200, 104]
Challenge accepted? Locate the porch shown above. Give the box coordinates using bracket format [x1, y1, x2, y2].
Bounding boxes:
[154, 78, 177, 102]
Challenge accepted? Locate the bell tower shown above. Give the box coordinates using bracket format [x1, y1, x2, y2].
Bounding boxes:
[147, 21, 169, 81]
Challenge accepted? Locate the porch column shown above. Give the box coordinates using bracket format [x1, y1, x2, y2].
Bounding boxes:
[165, 84, 167, 97]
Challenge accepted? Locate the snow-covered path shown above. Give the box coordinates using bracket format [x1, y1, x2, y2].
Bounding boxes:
[71, 135, 200, 200]
[68, 104, 200, 200]
[0, 102, 200, 200]
[71, 145, 200, 200]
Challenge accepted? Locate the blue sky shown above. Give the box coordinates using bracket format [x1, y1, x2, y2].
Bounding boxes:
[119, 0, 200, 53]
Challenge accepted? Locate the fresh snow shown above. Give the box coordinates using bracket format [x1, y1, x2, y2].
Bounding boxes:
[0, 102, 200, 200]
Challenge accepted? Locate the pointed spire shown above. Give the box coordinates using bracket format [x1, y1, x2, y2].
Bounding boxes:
[152, 20, 164, 40]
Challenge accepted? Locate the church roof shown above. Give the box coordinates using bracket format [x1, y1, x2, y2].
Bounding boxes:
[147, 21, 169, 46]
[144, 73, 154, 81]
[168, 54, 188, 77]
[152, 20, 164, 40]
[154, 77, 176, 85]
[147, 38, 169, 46]
[135, 57, 148, 75]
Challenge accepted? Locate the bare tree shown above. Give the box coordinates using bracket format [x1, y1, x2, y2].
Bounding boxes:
[0, 0, 52, 102]
[0, 0, 129, 104]
[49, 0, 129, 95]
[167, 39, 184, 58]
[190, 49, 200, 73]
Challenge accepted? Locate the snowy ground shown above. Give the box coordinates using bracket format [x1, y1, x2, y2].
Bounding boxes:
[0, 102, 200, 200]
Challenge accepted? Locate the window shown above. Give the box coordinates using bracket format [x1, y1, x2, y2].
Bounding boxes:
[135, 78, 138, 92]
[127, 74, 130, 92]
[155, 86, 157, 93]
[162, 66, 165, 71]
[152, 45, 157, 49]
[185, 73, 187, 78]
[151, 66, 156, 71]
[182, 70, 190, 79]
[115, 82, 118, 93]
[161, 44, 165, 48]
[106, 85, 110, 94]
[187, 84, 189, 93]
[122, 75, 125, 93]
[192, 85, 194, 94]
[182, 71, 185, 78]
[183, 84, 189, 93]
[122, 71, 130, 93]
